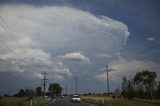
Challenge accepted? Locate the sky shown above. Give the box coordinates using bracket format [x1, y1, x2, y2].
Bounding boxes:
[0, 0, 160, 95]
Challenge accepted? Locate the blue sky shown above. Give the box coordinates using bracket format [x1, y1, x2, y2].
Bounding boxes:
[0, 0, 160, 95]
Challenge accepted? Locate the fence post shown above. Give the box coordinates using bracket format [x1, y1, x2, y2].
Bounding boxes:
[35, 100, 36, 105]
[31, 99, 32, 106]
[102, 98, 104, 104]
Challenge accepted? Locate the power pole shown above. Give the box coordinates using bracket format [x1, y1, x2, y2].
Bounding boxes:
[65, 84, 68, 95]
[75, 76, 78, 94]
[40, 81, 43, 96]
[41, 72, 48, 97]
[106, 65, 109, 94]
[62, 87, 64, 95]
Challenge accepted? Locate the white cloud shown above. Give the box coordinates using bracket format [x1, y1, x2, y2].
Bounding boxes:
[0, 4, 129, 53]
[0, 4, 130, 80]
[96, 58, 160, 81]
[96, 53, 112, 58]
[0, 48, 51, 63]
[60, 51, 91, 64]
[0, 48, 72, 80]
[147, 37, 155, 41]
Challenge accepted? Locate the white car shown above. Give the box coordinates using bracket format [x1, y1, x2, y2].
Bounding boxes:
[71, 95, 81, 102]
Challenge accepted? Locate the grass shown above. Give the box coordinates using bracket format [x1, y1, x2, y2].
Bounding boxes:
[22, 97, 50, 106]
[0, 97, 50, 106]
[81, 96, 160, 106]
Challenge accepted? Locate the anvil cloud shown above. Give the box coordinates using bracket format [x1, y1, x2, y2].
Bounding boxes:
[0, 4, 129, 87]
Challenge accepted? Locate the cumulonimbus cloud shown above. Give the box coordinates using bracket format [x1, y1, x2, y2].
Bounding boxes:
[0, 4, 130, 80]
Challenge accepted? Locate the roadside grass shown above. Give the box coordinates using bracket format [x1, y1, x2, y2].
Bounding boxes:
[0, 97, 27, 101]
[81, 96, 160, 106]
[0, 97, 50, 106]
[22, 97, 50, 106]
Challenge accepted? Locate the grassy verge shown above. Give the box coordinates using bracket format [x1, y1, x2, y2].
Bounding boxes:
[81, 96, 160, 106]
[0, 97, 50, 106]
[22, 97, 51, 106]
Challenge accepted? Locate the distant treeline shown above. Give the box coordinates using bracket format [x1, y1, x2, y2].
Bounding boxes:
[1, 83, 62, 98]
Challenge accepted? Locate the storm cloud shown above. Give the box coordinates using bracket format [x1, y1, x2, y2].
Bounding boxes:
[0, 4, 130, 80]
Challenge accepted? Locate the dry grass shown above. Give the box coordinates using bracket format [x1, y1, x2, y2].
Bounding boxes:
[81, 96, 160, 106]
[0, 97, 50, 106]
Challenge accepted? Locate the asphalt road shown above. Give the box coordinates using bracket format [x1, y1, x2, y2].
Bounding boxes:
[46, 97, 96, 106]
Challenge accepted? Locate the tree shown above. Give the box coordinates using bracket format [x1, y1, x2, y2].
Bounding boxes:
[121, 78, 135, 99]
[36, 87, 42, 96]
[133, 72, 144, 98]
[25, 89, 36, 98]
[121, 77, 128, 98]
[18, 89, 25, 97]
[126, 80, 135, 99]
[48, 83, 62, 96]
[134, 70, 157, 99]
[157, 82, 160, 99]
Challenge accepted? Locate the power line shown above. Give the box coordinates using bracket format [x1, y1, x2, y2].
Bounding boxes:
[0, 38, 16, 55]
[0, 16, 22, 58]
[0, 16, 20, 42]
[0, 15, 42, 71]
[0, 15, 50, 63]
[0, 16, 31, 58]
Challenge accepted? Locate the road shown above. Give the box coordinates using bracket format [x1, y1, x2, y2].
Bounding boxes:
[46, 97, 96, 106]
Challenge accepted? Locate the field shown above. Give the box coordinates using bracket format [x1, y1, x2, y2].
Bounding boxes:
[0, 97, 50, 106]
[81, 96, 160, 106]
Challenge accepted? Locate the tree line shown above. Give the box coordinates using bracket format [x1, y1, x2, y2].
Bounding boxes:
[121, 70, 160, 99]
[1, 83, 63, 98]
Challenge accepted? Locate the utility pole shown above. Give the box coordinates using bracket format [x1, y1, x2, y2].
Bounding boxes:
[105, 65, 118, 94]
[75, 76, 78, 94]
[40, 81, 42, 96]
[106, 65, 109, 94]
[41, 72, 48, 97]
[62, 87, 64, 95]
[65, 84, 68, 95]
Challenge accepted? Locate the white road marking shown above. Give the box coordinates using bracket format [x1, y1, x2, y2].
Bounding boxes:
[64, 97, 70, 106]
[44, 99, 56, 106]
[82, 101, 98, 106]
